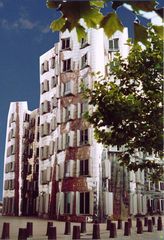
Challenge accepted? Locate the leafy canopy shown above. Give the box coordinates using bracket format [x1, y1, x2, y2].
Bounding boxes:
[47, 0, 163, 42]
[84, 25, 163, 180]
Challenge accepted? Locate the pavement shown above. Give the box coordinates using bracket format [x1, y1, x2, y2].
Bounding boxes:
[0, 215, 163, 240]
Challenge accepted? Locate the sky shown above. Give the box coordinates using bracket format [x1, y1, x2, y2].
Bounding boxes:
[0, 0, 162, 200]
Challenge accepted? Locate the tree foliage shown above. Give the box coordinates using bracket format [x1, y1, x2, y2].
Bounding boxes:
[84, 26, 163, 180]
[46, 0, 163, 42]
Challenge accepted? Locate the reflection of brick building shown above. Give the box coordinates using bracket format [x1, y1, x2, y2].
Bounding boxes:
[2, 27, 164, 220]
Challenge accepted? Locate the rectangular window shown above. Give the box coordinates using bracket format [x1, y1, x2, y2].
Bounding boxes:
[109, 38, 119, 51]
[51, 96, 57, 109]
[51, 57, 55, 68]
[80, 129, 89, 145]
[64, 81, 71, 95]
[63, 59, 71, 72]
[24, 113, 30, 122]
[41, 80, 49, 94]
[41, 101, 50, 114]
[160, 182, 164, 191]
[81, 53, 88, 69]
[80, 159, 89, 176]
[51, 76, 57, 88]
[61, 38, 70, 50]
[81, 102, 88, 116]
[41, 60, 49, 74]
[80, 192, 90, 214]
[81, 38, 88, 48]
[64, 192, 71, 213]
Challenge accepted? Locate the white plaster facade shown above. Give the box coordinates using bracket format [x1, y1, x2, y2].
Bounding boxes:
[3, 27, 163, 220]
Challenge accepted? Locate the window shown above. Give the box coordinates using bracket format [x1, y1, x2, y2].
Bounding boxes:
[78, 77, 91, 93]
[64, 193, 71, 213]
[41, 60, 49, 74]
[64, 81, 71, 95]
[24, 113, 30, 122]
[109, 38, 119, 51]
[50, 57, 55, 68]
[35, 148, 39, 157]
[81, 38, 88, 48]
[61, 38, 70, 50]
[51, 96, 57, 109]
[51, 117, 57, 131]
[41, 122, 50, 137]
[160, 182, 164, 191]
[41, 101, 50, 114]
[80, 101, 88, 117]
[51, 76, 57, 88]
[80, 160, 89, 176]
[80, 192, 90, 214]
[65, 134, 70, 148]
[63, 59, 71, 72]
[80, 129, 88, 145]
[81, 53, 88, 69]
[40, 146, 49, 160]
[41, 80, 49, 94]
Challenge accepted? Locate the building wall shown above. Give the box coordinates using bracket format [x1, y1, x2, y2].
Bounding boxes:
[37, 27, 131, 221]
[3, 27, 163, 220]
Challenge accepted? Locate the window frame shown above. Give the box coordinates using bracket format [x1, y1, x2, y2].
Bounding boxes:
[79, 192, 90, 214]
[109, 38, 119, 51]
[61, 38, 71, 50]
[63, 59, 71, 72]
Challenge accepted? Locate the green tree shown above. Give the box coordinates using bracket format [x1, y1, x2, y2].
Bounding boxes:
[46, 0, 163, 42]
[84, 25, 163, 180]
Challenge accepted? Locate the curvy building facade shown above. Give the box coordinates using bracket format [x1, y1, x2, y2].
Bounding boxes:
[2, 27, 164, 221]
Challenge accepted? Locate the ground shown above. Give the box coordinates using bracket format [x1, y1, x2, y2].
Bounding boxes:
[0, 215, 163, 239]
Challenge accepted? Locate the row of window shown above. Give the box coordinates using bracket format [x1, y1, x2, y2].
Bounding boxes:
[61, 37, 119, 52]
[40, 102, 89, 125]
[145, 181, 164, 191]
[41, 36, 120, 75]
[41, 76, 58, 94]
[56, 191, 93, 215]
[23, 129, 39, 143]
[39, 157, 89, 181]
[41, 57, 56, 74]
[36, 191, 92, 215]
[41, 53, 89, 76]
[58, 129, 92, 151]
[40, 98, 57, 115]
[23, 114, 40, 127]
[41, 75, 91, 96]
[40, 142, 56, 160]
[56, 159, 89, 181]
[2, 197, 15, 214]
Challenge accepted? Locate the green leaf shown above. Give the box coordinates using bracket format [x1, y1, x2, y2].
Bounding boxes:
[134, 22, 148, 45]
[155, 8, 164, 19]
[83, 8, 104, 28]
[76, 24, 87, 42]
[50, 17, 66, 32]
[112, 1, 124, 10]
[61, 2, 90, 25]
[46, 0, 60, 9]
[90, 1, 104, 8]
[153, 25, 164, 40]
[128, 1, 157, 12]
[100, 12, 124, 38]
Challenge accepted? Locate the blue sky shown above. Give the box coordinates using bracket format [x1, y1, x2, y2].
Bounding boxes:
[0, 0, 162, 200]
